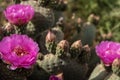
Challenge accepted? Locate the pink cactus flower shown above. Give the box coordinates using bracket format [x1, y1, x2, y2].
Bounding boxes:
[0, 34, 39, 70]
[96, 41, 120, 66]
[49, 75, 61, 80]
[4, 4, 34, 25]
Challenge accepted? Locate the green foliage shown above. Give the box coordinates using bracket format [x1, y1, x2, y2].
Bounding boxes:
[67, 0, 120, 42]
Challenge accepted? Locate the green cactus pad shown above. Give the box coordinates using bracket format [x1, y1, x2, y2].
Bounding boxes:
[37, 53, 67, 74]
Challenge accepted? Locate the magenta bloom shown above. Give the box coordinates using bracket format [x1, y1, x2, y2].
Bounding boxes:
[4, 4, 34, 25]
[49, 75, 61, 80]
[96, 41, 120, 66]
[0, 34, 39, 70]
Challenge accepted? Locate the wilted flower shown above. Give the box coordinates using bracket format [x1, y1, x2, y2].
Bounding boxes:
[96, 41, 120, 66]
[4, 4, 34, 25]
[0, 34, 39, 70]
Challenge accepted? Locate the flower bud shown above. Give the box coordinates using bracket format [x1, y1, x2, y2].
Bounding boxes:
[4, 23, 13, 31]
[46, 30, 56, 43]
[77, 45, 91, 64]
[70, 40, 82, 58]
[56, 40, 70, 57]
[57, 40, 69, 52]
[71, 40, 82, 49]
[82, 45, 90, 53]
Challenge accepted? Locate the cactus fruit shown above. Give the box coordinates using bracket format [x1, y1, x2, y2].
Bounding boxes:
[0, 60, 33, 80]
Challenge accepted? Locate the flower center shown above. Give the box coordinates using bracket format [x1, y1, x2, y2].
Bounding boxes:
[13, 46, 28, 56]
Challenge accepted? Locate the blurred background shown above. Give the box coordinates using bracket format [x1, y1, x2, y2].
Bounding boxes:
[0, 0, 120, 44]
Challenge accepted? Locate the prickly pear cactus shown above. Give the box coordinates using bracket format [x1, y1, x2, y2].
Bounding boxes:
[63, 61, 88, 80]
[63, 40, 90, 80]
[80, 22, 96, 47]
[28, 34, 69, 80]
[89, 64, 120, 80]
[37, 53, 67, 74]
[39, 0, 67, 11]
[104, 73, 120, 80]
[88, 64, 110, 80]
[70, 14, 98, 47]
[37, 39, 70, 75]
[51, 26, 64, 43]
[28, 29, 91, 80]
[21, 0, 55, 30]
[70, 40, 91, 64]
[89, 60, 120, 80]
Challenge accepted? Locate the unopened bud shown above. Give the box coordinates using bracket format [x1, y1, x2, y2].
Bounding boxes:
[71, 13, 75, 20]
[94, 16, 100, 21]
[63, 0, 68, 4]
[71, 40, 82, 49]
[70, 40, 82, 58]
[4, 23, 13, 31]
[77, 45, 91, 64]
[56, 40, 70, 57]
[77, 18, 82, 24]
[57, 40, 69, 51]
[82, 45, 90, 53]
[46, 30, 56, 43]
[56, 73, 63, 80]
